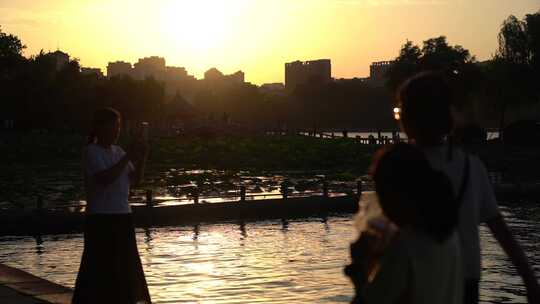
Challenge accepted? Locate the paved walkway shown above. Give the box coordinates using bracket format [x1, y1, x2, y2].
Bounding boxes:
[0, 263, 72, 304]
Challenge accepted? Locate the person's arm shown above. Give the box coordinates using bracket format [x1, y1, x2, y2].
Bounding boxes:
[85, 146, 133, 186]
[487, 215, 540, 304]
[93, 154, 132, 186]
[476, 158, 540, 303]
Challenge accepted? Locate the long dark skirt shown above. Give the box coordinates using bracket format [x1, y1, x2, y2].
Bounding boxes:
[72, 214, 152, 304]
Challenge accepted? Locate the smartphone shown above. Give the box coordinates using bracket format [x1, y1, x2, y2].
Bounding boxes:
[141, 122, 149, 142]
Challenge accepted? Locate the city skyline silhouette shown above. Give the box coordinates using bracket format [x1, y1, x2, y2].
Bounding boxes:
[1, 0, 538, 84]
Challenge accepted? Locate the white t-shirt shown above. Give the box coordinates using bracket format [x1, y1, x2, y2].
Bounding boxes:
[83, 144, 134, 214]
[423, 146, 499, 280]
[363, 229, 463, 304]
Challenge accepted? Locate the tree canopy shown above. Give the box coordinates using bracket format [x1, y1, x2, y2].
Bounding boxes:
[486, 11, 540, 130]
[387, 36, 476, 91]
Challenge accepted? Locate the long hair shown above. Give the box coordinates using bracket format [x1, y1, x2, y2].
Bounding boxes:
[87, 107, 121, 144]
[373, 143, 459, 243]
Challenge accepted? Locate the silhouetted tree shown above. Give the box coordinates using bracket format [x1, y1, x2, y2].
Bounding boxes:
[0, 26, 25, 76]
[525, 12, 540, 80]
[498, 16, 530, 65]
[486, 12, 540, 132]
[386, 41, 421, 91]
[0, 27, 28, 124]
[387, 37, 476, 90]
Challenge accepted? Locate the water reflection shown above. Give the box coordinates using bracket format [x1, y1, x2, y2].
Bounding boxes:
[281, 219, 289, 232]
[193, 223, 200, 241]
[34, 235, 44, 255]
[322, 216, 331, 233]
[144, 228, 153, 246]
[0, 204, 537, 304]
[239, 221, 247, 239]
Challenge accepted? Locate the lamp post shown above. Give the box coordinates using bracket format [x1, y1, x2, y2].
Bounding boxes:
[393, 107, 401, 143]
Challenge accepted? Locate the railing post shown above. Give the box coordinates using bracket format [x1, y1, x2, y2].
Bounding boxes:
[240, 186, 246, 202]
[281, 182, 288, 199]
[194, 186, 199, 204]
[357, 180, 363, 198]
[323, 181, 329, 197]
[146, 189, 154, 207]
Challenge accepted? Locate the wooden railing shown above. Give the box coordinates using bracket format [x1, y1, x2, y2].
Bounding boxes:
[31, 181, 365, 211]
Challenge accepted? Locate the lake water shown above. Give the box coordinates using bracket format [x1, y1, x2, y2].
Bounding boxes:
[0, 203, 538, 303]
[0, 140, 536, 303]
[0, 164, 364, 210]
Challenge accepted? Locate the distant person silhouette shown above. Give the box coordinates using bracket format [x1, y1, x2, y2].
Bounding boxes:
[345, 143, 462, 304]
[397, 72, 539, 304]
[73, 108, 151, 304]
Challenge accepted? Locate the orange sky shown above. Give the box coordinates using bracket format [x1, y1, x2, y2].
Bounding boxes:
[1, 0, 538, 84]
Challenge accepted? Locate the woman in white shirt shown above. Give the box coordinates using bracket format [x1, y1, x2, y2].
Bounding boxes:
[397, 72, 539, 304]
[72, 107, 151, 304]
[346, 143, 463, 304]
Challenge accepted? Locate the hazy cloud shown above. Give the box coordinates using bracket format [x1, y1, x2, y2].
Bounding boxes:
[334, 0, 451, 6]
[0, 7, 60, 28]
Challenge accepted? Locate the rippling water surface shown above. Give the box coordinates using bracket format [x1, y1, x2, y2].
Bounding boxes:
[0, 204, 538, 303]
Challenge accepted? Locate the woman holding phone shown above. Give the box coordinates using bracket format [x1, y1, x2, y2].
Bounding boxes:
[73, 107, 151, 304]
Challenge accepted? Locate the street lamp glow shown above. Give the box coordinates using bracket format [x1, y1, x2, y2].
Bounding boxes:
[393, 107, 401, 120]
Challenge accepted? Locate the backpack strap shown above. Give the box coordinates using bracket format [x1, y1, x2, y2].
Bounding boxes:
[456, 154, 471, 204]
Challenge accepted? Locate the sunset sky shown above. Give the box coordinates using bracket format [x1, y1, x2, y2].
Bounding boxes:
[1, 0, 538, 84]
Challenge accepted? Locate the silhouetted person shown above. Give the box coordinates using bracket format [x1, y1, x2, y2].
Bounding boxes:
[73, 108, 151, 304]
[345, 143, 462, 304]
[397, 72, 539, 304]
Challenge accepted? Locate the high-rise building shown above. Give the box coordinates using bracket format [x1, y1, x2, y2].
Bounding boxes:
[228, 71, 244, 84]
[203, 68, 245, 88]
[48, 50, 70, 71]
[81, 67, 104, 77]
[369, 61, 394, 86]
[165, 66, 188, 80]
[164, 66, 197, 97]
[204, 67, 224, 80]
[107, 61, 132, 78]
[132, 56, 166, 80]
[285, 59, 331, 90]
[259, 83, 285, 95]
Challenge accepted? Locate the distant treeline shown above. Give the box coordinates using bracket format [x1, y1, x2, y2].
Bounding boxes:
[1, 11, 539, 134]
